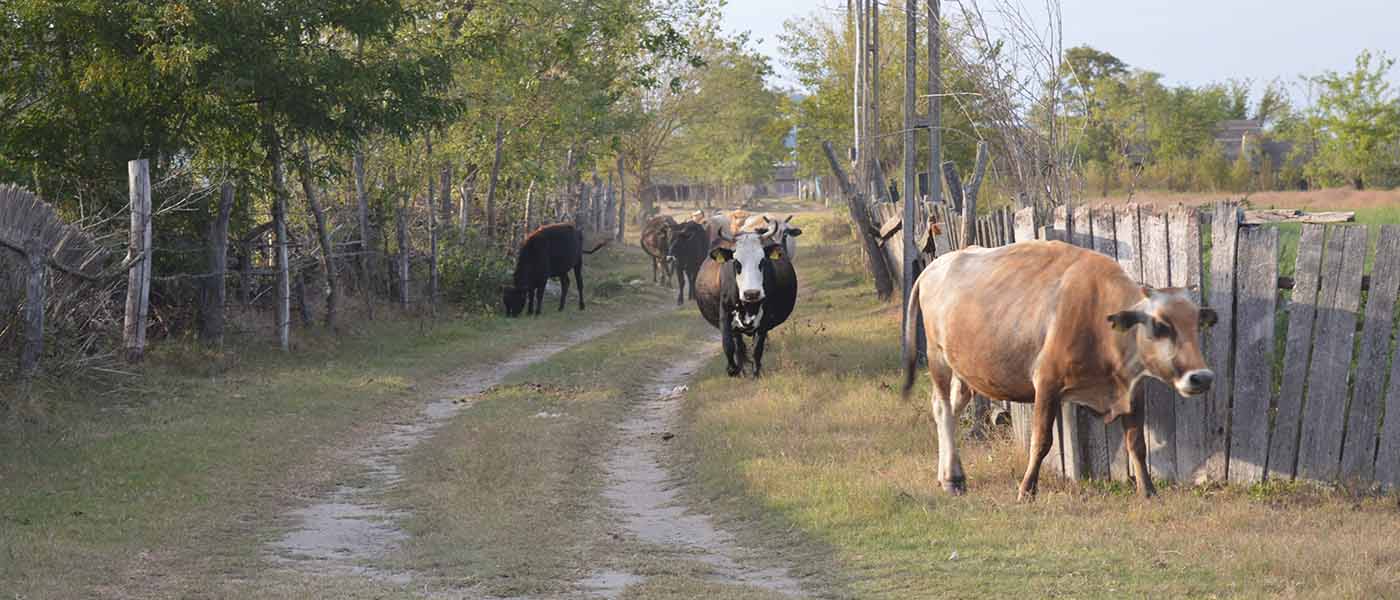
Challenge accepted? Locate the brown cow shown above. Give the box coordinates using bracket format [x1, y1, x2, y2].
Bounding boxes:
[901, 241, 1216, 500]
[640, 215, 678, 287]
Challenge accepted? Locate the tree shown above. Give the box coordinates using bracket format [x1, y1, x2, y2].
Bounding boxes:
[1299, 50, 1400, 189]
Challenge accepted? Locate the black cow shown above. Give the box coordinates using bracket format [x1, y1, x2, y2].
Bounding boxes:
[665, 221, 707, 306]
[503, 223, 604, 317]
[694, 229, 798, 377]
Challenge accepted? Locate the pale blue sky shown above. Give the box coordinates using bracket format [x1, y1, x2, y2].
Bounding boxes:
[722, 0, 1400, 98]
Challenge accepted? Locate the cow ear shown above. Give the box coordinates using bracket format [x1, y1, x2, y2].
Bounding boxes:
[786, 227, 803, 237]
[754, 226, 770, 236]
[1199, 307, 1218, 327]
[1107, 310, 1149, 332]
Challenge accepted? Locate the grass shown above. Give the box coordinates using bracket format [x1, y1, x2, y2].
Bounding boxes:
[0, 242, 667, 598]
[678, 213, 1400, 599]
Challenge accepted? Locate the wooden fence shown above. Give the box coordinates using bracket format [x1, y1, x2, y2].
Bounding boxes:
[874, 199, 1400, 488]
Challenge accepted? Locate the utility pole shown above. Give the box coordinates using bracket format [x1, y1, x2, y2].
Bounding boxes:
[928, 0, 942, 211]
[902, 0, 918, 364]
[869, 0, 881, 200]
[852, 0, 865, 194]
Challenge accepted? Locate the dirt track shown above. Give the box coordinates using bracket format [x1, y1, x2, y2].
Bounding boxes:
[264, 306, 807, 597]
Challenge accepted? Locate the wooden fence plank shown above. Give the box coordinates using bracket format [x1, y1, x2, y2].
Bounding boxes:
[1088, 208, 1121, 480]
[1170, 206, 1208, 483]
[1229, 226, 1279, 484]
[1043, 206, 1073, 477]
[1376, 271, 1400, 487]
[1296, 226, 1368, 482]
[1140, 209, 1177, 481]
[1204, 201, 1239, 481]
[1066, 206, 1109, 479]
[1009, 207, 1039, 456]
[1268, 224, 1326, 479]
[1340, 225, 1400, 481]
[1112, 204, 1144, 481]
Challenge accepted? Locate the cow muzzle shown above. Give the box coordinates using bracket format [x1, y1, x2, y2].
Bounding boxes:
[1175, 369, 1215, 396]
[742, 289, 763, 303]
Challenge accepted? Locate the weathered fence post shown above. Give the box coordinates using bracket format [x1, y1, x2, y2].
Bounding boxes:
[271, 146, 292, 352]
[202, 182, 235, 347]
[20, 236, 45, 378]
[428, 184, 439, 316]
[123, 159, 153, 363]
[1342, 226, 1400, 481]
[1008, 207, 1038, 455]
[823, 140, 894, 300]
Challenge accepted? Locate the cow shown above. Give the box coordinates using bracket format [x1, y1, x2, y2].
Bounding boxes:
[900, 240, 1216, 500]
[665, 221, 708, 305]
[741, 213, 803, 261]
[640, 215, 677, 287]
[694, 228, 798, 377]
[502, 223, 605, 317]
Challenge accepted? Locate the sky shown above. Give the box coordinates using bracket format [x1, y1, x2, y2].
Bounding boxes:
[722, 0, 1400, 98]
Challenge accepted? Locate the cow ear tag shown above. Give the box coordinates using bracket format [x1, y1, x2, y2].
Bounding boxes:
[711, 249, 728, 262]
[768, 248, 783, 260]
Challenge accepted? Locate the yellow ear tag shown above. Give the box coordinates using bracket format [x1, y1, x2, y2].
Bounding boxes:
[714, 253, 727, 262]
[768, 249, 783, 260]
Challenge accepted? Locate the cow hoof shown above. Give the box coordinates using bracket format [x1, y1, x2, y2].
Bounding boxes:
[1017, 487, 1038, 502]
[726, 366, 741, 377]
[941, 478, 966, 495]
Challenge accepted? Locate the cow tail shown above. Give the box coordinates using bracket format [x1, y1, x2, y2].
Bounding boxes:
[582, 238, 610, 254]
[901, 276, 922, 400]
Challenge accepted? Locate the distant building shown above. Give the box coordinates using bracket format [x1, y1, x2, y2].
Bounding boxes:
[1214, 119, 1294, 170]
[770, 163, 798, 197]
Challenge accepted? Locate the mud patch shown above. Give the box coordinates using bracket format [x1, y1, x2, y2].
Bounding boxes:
[593, 345, 806, 597]
[267, 313, 661, 583]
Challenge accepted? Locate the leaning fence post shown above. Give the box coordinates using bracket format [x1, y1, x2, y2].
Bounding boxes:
[20, 236, 46, 378]
[203, 182, 234, 347]
[123, 159, 153, 364]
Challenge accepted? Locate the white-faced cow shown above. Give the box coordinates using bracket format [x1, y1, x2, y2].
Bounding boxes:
[901, 240, 1216, 499]
[503, 223, 605, 317]
[741, 214, 802, 261]
[694, 228, 798, 377]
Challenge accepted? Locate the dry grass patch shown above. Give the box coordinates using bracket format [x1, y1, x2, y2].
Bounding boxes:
[679, 229, 1400, 599]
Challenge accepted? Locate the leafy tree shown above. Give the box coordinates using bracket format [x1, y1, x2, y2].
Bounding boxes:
[1298, 50, 1400, 189]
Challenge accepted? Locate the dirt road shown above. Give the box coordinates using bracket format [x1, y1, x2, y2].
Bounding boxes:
[264, 306, 809, 597]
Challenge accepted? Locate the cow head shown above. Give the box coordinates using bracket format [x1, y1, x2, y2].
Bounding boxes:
[711, 230, 785, 329]
[502, 285, 527, 317]
[666, 222, 703, 263]
[1108, 286, 1217, 396]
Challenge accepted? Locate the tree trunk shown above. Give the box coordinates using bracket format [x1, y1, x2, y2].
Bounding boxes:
[19, 236, 45, 378]
[298, 141, 338, 331]
[459, 166, 477, 234]
[824, 141, 894, 300]
[202, 182, 234, 346]
[615, 155, 626, 242]
[425, 134, 438, 315]
[397, 200, 409, 309]
[268, 134, 292, 352]
[486, 117, 505, 241]
[353, 150, 374, 320]
[440, 164, 454, 226]
[124, 159, 153, 363]
[637, 174, 655, 222]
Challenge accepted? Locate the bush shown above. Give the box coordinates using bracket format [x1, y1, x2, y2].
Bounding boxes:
[438, 230, 514, 313]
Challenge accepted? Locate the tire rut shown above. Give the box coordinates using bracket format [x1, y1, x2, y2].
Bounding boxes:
[584, 343, 806, 598]
[265, 308, 667, 584]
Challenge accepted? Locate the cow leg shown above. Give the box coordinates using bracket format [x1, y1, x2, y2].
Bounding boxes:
[533, 287, 545, 316]
[927, 364, 963, 494]
[675, 271, 685, 305]
[752, 330, 768, 378]
[721, 318, 741, 377]
[1018, 388, 1061, 501]
[1121, 396, 1157, 498]
[733, 335, 749, 374]
[652, 257, 659, 283]
[557, 274, 570, 311]
[944, 376, 973, 492]
[574, 263, 585, 310]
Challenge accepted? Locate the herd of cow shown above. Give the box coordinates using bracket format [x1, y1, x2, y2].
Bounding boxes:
[504, 211, 1220, 501]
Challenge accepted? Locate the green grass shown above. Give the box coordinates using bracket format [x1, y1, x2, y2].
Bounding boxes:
[678, 215, 1400, 599]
